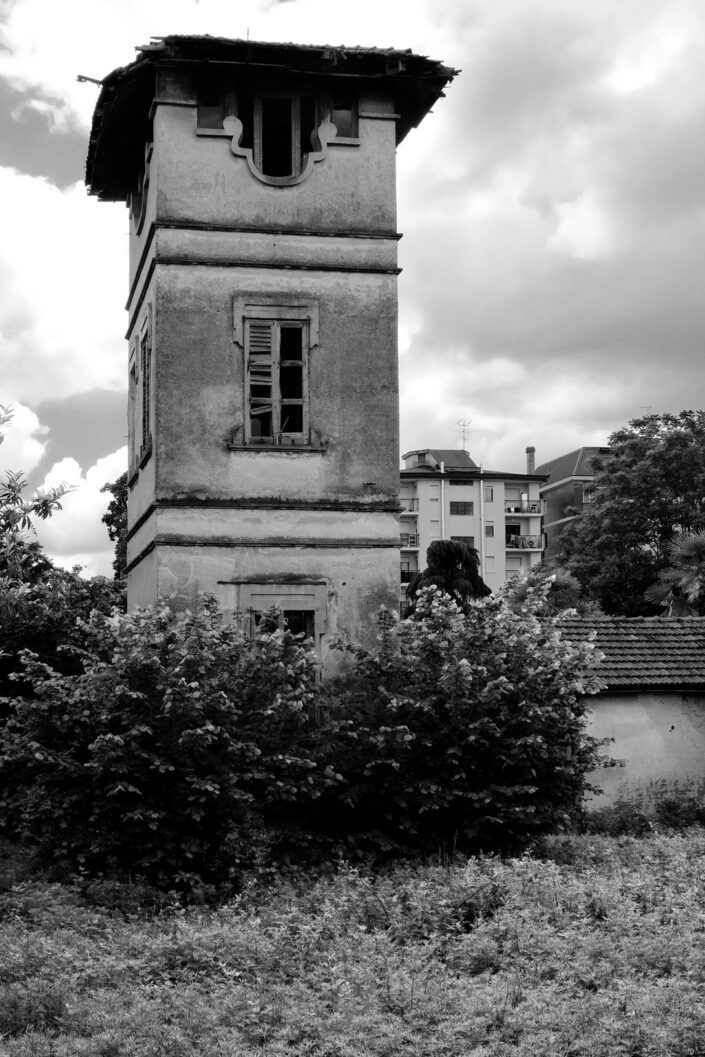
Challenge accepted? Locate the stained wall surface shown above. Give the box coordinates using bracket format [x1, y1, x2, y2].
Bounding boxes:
[585, 692, 705, 809]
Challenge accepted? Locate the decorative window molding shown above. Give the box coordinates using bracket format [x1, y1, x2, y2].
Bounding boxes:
[196, 86, 359, 186]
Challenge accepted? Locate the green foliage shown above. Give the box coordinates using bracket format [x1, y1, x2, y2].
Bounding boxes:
[313, 587, 604, 856]
[0, 565, 124, 702]
[0, 403, 125, 705]
[406, 538, 491, 613]
[0, 599, 325, 894]
[2, 833, 705, 1055]
[645, 529, 705, 615]
[502, 560, 601, 616]
[0, 404, 72, 590]
[100, 471, 127, 580]
[556, 410, 705, 615]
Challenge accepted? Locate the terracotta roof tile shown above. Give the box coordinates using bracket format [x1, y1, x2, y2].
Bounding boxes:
[559, 616, 705, 691]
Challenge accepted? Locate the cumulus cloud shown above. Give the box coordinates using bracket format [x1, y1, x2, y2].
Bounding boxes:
[2, 0, 705, 489]
[0, 168, 126, 405]
[0, 400, 48, 476]
[33, 445, 127, 578]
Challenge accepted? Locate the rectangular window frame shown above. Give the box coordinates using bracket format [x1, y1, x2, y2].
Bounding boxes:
[233, 298, 320, 451]
[245, 318, 309, 445]
[450, 501, 474, 516]
[137, 303, 153, 469]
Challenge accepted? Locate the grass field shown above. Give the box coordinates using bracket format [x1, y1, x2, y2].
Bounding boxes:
[1, 830, 704, 1056]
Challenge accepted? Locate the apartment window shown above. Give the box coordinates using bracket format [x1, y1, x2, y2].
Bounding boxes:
[484, 486, 494, 502]
[485, 524, 495, 538]
[451, 536, 475, 548]
[449, 480, 470, 486]
[450, 501, 473, 515]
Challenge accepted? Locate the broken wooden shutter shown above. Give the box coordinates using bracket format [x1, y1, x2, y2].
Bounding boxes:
[246, 319, 274, 441]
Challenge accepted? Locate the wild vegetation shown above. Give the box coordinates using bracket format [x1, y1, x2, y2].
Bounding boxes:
[0, 587, 604, 895]
[1, 830, 705, 1056]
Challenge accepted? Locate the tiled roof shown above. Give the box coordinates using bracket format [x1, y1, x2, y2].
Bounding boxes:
[86, 36, 458, 200]
[559, 616, 705, 691]
[535, 447, 611, 483]
[429, 449, 479, 469]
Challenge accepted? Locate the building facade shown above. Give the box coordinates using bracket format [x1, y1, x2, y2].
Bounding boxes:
[85, 36, 456, 671]
[400, 448, 546, 608]
[535, 447, 611, 558]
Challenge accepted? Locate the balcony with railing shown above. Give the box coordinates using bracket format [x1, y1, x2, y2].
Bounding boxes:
[505, 533, 543, 551]
[399, 497, 420, 515]
[504, 500, 543, 515]
[400, 533, 420, 549]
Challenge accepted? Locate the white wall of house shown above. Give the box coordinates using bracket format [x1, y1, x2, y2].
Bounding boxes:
[585, 692, 705, 810]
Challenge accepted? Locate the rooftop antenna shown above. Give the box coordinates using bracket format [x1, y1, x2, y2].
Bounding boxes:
[457, 412, 471, 450]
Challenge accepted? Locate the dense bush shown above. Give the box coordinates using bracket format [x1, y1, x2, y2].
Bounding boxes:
[0, 598, 331, 895]
[0, 561, 124, 703]
[306, 587, 605, 857]
[0, 588, 605, 892]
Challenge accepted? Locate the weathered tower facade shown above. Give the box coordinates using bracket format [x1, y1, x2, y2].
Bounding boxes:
[86, 36, 455, 669]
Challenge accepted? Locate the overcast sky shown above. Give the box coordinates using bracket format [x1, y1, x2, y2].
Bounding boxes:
[1, 0, 704, 576]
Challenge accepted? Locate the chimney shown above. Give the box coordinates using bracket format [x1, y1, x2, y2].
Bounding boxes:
[526, 446, 536, 474]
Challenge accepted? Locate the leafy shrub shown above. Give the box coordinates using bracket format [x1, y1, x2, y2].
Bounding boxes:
[582, 800, 654, 837]
[306, 587, 604, 857]
[653, 795, 705, 829]
[0, 598, 329, 895]
[0, 562, 124, 703]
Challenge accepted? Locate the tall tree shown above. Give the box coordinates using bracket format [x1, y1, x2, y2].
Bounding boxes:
[555, 411, 705, 616]
[101, 471, 128, 580]
[406, 538, 491, 613]
[644, 529, 705, 616]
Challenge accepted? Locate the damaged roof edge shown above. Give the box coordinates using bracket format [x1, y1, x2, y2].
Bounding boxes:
[85, 35, 458, 200]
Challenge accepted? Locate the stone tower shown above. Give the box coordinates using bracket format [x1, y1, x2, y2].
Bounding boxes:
[86, 36, 456, 670]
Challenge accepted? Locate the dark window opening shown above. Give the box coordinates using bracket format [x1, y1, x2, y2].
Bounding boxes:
[261, 96, 294, 177]
[141, 332, 151, 449]
[450, 501, 473, 516]
[198, 90, 225, 130]
[281, 405, 304, 433]
[283, 610, 315, 638]
[300, 96, 317, 151]
[252, 609, 314, 639]
[331, 97, 356, 137]
[280, 326, 303, 360]
[238, 92, 254, 148]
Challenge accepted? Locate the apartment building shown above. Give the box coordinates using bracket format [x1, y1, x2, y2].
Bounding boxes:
[400, 448, 547, 608]
[535, 447, 611, 558]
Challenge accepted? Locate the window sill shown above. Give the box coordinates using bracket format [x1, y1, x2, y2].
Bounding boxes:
[139, 439, 153, 469]
[196, 127, 232, 137]
[226, 442, 327, 454]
